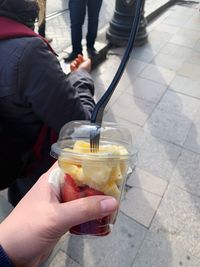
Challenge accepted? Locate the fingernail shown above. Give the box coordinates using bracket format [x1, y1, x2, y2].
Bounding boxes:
[100, 198, 118, 213]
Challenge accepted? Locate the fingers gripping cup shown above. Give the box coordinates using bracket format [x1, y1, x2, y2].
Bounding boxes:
[51, 121, 133, 237]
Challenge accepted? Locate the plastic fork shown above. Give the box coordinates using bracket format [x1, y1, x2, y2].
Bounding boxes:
[90, 0, 144, 152]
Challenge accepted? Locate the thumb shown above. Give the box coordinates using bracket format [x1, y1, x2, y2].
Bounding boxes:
[57, 196, 119, 231]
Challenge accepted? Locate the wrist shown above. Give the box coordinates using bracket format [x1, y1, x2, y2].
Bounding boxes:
[0, 225, 28, 267]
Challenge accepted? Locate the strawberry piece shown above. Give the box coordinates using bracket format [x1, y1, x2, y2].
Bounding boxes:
[84, 187, 104, 197]
[69, 216, 111, 236]
[61, 174, 80, 202]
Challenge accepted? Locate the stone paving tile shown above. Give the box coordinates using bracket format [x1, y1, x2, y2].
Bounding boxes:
[170, 34, 199, 49]
[48, 250, 81, 267]
[170, 75, 200, 99]
[108, 92, 156, 126]
[121, 186, 162, 228]
[152, 52, 186, 72]
[103, 112, 141, 139]
[147, 8, 174, 33]
[184, 124, 200, 154]
[170, 149, 200, 197]
[98, 54, 149, 89]
[131, 45, 158, 63]
[162, 13, 190, 28]
[186, 50, 200, 66]
[40, 236, 67, 267]
[177, 62, 200, 82]
[127, 168, 168, 197]
[150, 23, 180, 35]
[124, 77, 167, 104]
[150, 185, 200, 258]
[139, 64, 176, 86]
[145, 0, 173, 17]
[47, 13, 70, 53]
[132, 231, 200, 267]
[123, 58, 148, 84]
[145, 29, 172, 52]
[184, 8, 200, 32]
[162, 5, 195, 27]
[143, 90, 200, 146]
[177, 27, 200, 40]
[46, 0, 68, 15]
[61, 212, 147, 267]
[133, 130, 182, 181]
[183, 106, 200, 154]
[159, 43, 192, 59]
[194, 40, 200, 53]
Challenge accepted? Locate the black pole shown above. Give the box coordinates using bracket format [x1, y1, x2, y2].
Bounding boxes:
[106, 0, 148, 46]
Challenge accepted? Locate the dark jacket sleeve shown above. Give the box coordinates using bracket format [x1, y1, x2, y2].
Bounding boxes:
[0, 245, 15, 267]
[18, 38, 95, 132]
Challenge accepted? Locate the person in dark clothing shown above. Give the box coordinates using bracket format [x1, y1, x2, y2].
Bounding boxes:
[64, 0, 103, 63]
[0, 0, 95, 206]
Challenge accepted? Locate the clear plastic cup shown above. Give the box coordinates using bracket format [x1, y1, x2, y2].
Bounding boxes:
[50, 121, 133, 237]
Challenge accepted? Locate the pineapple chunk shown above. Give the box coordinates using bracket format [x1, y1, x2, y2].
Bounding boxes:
[73, 141, 91, 154]
[110, 164, 123, 186]
[82, 161, 112, 186]
[59, 141, 129, 193]
[73, 141, 129, 157]
[59, 160, 84, 185]
[102, 182, 120, 199]
[119, 146, 129, 155]
[73, 167, 85, 184]
[59, 161, 78, 176]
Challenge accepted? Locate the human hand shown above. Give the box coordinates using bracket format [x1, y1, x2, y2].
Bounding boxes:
[0, 162, 118, 267]
[70, 54, 92, 73]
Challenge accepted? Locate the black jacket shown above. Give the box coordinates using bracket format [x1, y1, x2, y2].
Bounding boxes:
[0, 36, 95, 189]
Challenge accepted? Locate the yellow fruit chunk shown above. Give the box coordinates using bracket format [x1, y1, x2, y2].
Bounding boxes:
[100, 145, 128, 156]
[59, 141, 129, 194]
[59, 161, 78, 175]
[74, 167, 85, 184]
[73, 141, 91, 154]
[59, 160, 84, 185]
[110, 164, 123, 186]
[72, 141, 129, 157]
[82, 161, 112, 186]
[102, 182, 120, 199]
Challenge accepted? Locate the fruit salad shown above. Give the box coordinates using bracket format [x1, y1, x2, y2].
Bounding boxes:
[59, 140, 129, 236]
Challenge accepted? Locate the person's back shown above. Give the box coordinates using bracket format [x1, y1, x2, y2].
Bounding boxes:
[0, 0, 95, 204]
[0, 34, 45, 187]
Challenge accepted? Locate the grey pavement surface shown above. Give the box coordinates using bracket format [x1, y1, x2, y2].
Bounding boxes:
[43, 1, 200, 266]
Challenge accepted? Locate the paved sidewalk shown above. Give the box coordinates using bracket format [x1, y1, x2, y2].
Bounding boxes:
[45, 0, 176, 53]
[43, 1, 200, 266]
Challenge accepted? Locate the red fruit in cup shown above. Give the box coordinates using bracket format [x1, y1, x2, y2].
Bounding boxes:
[84, 187, 104, 197]
[61, 174, 80, 202]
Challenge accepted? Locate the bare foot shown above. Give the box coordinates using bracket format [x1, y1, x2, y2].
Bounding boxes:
[70, 55, 91, 73]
